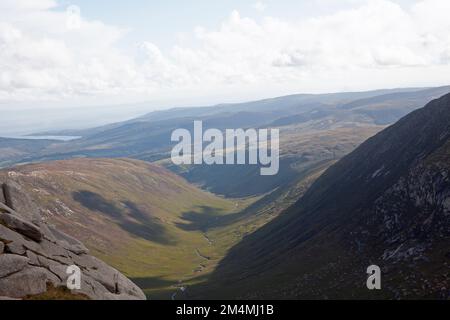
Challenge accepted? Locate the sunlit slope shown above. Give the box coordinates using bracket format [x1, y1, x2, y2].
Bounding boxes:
[0, 156, 333, 299]
[0, 158, 244, 297]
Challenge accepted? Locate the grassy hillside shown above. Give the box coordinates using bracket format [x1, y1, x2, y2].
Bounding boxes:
[0, 158, 252, 298]
[0, 156, 333, 299]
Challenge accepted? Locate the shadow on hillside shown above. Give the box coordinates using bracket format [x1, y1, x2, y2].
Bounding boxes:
[169, 158, 299, 198]
[175, 205, 248, 232]
[175, 180, 292, 232]
[73, 190, 175, 245]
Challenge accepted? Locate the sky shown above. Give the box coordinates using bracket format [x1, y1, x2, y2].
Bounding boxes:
[0, 0, 450, 134]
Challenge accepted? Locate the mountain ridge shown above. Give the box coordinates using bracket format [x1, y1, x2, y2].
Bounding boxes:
[197, 92, 450, 299]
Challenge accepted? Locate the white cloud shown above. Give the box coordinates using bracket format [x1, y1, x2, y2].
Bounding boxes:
[0, 1, 139, 101]
[253, 2, 267, 12]
[0, 0, 450, 104]
[0, 0, 57, 11]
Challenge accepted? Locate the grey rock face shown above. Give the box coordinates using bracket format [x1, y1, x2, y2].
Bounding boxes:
[0, 210, 43, 242]
[0, 184, 6, 206]
[0, 267, 51, 298]
[0, 223, 21, 243]
[1, 181, 41, 222]
[47, 226, 89, 254]
[6, 241, 26, 255]
[0, 254, 29, 278]
[26, 250, 39, 265]
[0, 183, 146, 300]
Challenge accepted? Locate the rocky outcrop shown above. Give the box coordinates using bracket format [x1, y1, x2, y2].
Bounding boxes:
[0, 183, 146, 300]
[366, 158, 450, 261]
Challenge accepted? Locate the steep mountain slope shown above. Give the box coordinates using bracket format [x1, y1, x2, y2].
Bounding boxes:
[198, 92, 450, 299]
[0, 158, 243, 298]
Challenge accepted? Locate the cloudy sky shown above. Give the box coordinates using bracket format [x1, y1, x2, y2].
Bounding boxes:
[1, 0, 450, 116]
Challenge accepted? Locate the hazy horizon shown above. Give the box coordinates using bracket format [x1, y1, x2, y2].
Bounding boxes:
[1, 84, 448, 136]
[2, 0, 450, 135]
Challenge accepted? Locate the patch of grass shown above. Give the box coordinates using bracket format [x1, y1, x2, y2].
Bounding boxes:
[25, 284, 90, 300]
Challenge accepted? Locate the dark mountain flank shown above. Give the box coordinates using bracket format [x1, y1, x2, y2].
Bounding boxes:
[198, 93, 450, 299]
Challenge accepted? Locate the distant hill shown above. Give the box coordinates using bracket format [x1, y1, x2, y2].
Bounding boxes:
[198, 93, 450, 299]
[0, 138, 57, 168]
[16, 86, 447, 162]
[10, 86, 448, 199]
[338, 86, 450, 124]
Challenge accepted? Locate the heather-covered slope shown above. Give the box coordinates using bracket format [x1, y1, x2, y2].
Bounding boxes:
[198, 93, 450, 299]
